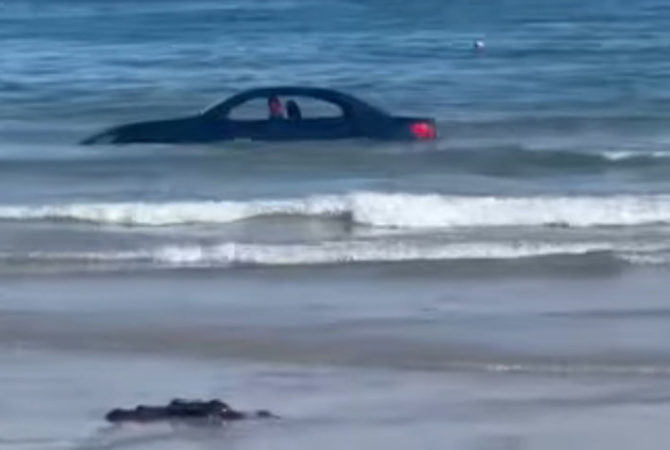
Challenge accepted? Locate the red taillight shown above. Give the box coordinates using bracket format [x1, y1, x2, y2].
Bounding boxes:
[409, 122, 436, 140]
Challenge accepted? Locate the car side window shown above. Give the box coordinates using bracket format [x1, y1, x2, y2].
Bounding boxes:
[227, 98, 272, 121]
[288, 97, 343, 119]
[227, 96, 345, 121]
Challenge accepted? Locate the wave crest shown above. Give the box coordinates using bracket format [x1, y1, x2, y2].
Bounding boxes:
[3, 192, 670, 228]
[4, 240, 620, 268]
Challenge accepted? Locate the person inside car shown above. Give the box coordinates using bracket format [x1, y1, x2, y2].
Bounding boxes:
[286, 100, 302, 121]
[268, 95, 284, 119]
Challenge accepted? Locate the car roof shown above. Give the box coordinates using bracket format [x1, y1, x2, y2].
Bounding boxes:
[203, 86, 386, 118]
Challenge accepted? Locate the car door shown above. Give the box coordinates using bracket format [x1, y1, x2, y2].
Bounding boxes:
[215, 97, 285, 141]
[273, 96, 356, 140]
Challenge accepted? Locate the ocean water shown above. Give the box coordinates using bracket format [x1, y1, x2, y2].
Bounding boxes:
[3, 0, 670, 448]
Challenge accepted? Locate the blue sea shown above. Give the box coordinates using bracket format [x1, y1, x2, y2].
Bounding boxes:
[3, 1, 670, 448]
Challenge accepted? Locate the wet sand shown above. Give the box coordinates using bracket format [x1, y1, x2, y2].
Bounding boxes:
[3, 266, 670, 449]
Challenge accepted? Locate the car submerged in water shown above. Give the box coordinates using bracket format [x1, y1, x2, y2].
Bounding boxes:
[81, 87, 437, 144]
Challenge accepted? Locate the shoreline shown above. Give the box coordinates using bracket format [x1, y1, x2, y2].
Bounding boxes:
[3, 348, 670, 450]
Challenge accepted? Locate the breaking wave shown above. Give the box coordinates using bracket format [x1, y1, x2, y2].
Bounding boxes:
[599, 150, 670, 161]
[1, 240, 664, 268]
[437, 147, 670, 173]
[3, 192, 670, 228]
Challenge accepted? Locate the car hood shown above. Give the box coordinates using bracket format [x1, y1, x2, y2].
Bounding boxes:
[80, 116, 204, 145]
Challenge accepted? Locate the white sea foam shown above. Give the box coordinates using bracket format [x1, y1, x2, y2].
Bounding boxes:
[600, 151, 670, 161]
[0, 196, 347, 226]
[349, 193, 670, 228]
[3, 192, 670, 229]
[3, 240, 630, 268]
[150, 241, 613, 265]
[617, 252, 670, 266]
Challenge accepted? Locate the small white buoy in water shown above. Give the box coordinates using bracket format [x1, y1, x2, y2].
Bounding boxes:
[473, 40, 485, 50]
